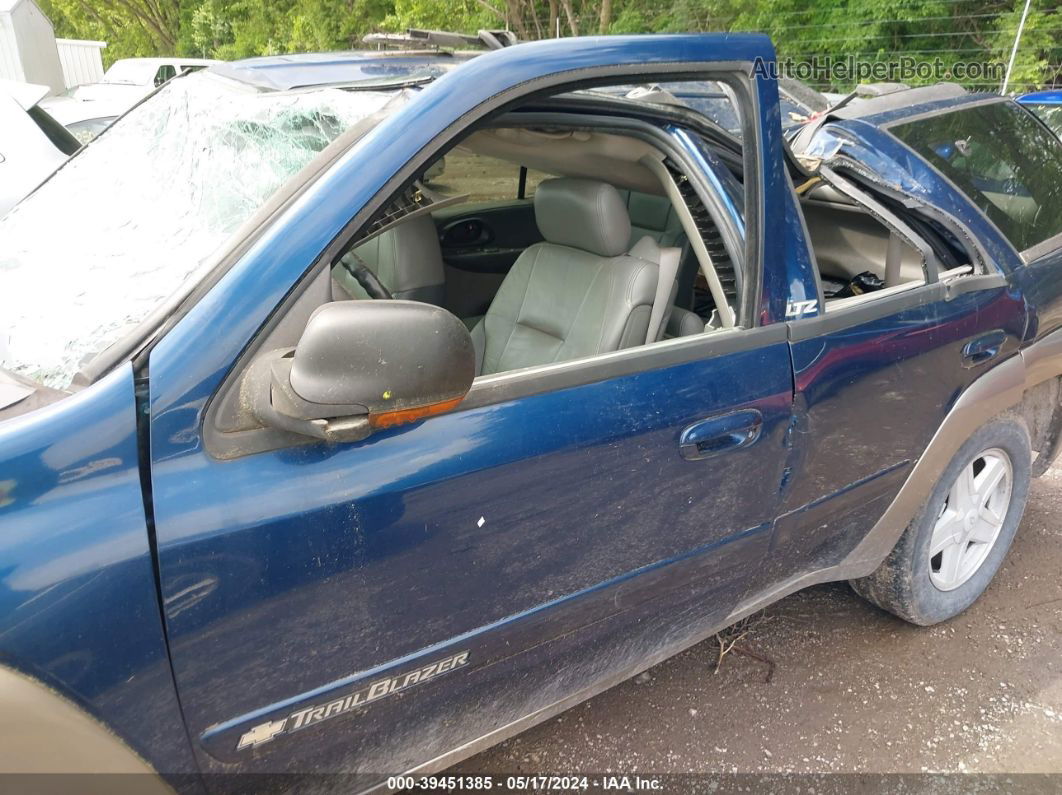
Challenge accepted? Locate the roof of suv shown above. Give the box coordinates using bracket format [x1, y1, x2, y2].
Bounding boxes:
[208, 43, 996, 135]
[208, 50, 473, 91]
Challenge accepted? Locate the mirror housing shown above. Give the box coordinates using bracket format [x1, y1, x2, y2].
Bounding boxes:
[248, 301, 475, 443]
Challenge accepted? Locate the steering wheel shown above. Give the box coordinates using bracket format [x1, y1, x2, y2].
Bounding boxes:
[340, 254, 393, 300]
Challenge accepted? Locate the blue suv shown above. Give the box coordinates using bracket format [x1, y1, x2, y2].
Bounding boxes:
[1, 35, 1061, 788]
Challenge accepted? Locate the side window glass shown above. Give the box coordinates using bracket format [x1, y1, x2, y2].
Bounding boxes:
[154, 65, 176, 87]
[891, 102, 1062, 254]
[521, 168, 551, 198]
[427, 151, 529, 203]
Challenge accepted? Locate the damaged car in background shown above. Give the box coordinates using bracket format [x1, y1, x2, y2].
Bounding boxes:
[0, 78, 81, 218]
[1, 32, 1062, 789]
[40, 56, 221, 144]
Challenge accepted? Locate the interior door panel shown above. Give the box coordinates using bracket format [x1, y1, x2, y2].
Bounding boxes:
[434, 200, 541, 317]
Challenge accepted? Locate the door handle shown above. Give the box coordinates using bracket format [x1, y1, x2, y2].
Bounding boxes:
[961, 330, 1006, 368]
[441, 217, 492, 248]
[679, 409, 763, 461]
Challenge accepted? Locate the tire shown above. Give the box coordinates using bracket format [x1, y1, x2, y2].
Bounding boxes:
[850, 416, 1031, 625]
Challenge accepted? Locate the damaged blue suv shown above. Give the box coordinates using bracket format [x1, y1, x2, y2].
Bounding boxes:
[1, 33, 1062, 789]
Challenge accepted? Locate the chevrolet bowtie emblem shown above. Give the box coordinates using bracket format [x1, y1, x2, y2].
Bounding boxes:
[236, 718, 287, 750]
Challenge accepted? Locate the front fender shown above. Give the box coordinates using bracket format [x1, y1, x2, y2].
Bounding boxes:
[0, 365, 197, 780]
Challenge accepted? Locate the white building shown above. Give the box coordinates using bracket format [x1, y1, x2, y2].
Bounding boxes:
[55, 38, 106, 88]
[0, 0, 64, 93]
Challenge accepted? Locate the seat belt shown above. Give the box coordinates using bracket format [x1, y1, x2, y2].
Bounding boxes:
[470, 317, 486, 376]
[645, 246, 681, 343]
[884, 232, 903, 287]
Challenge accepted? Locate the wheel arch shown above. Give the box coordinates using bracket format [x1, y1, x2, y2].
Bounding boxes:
[0, 663, 169, 785]
[724, 326, 1062, 625]
[1017, 327, 1062, 476]
[842, 351, 1026, 577]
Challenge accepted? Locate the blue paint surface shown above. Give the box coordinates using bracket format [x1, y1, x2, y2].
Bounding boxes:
[1019, 89, 1062, 105]
[0, 365, 197, 776]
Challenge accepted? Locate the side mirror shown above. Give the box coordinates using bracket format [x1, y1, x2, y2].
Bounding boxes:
[247, 301, 475, 443]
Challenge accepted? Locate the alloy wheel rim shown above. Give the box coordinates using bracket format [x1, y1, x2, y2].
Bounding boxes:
[929, 447, 1012, 592]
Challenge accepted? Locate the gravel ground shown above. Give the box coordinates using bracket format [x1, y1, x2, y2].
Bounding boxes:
[456, 464, 1062, 777]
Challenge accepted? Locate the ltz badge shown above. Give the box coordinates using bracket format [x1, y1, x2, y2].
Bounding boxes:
[236, 650, 470, 750]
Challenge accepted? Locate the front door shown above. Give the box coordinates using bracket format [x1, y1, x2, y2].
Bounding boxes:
[145, 35, 796, 783]
[156, 329, 794, 778]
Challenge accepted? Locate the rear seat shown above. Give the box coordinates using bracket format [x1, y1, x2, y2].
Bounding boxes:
[620, 190, 703, 336]
[622, 190, 686, 249]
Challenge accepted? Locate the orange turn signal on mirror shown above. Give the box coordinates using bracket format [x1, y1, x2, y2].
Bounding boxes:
[368, 396, 466, 430]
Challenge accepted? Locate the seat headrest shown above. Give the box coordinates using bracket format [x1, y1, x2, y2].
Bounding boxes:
[533, 178, 631, 258]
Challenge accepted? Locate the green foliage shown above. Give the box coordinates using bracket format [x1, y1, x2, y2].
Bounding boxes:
[381, 0, 492, 33]
[39, 0, 1060, 91]
[989, 3, 1060, 92]
[186, 0, 231, 57]
[39, 0, 178, 63]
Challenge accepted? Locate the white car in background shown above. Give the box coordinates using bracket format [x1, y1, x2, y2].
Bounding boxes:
[0, 79, 80, 218]
[98, 56, 219, 89]
[41, 57, 219, 143]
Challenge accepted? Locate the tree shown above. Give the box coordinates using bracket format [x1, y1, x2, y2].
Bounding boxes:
[38, 0, 1061, 90]
[990, 3, 1060, 92]
[41, 0, 182, 59]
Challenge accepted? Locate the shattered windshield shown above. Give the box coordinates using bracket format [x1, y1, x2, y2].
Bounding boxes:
[0, 73, 404, 390]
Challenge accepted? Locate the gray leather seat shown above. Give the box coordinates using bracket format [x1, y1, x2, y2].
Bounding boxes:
[333, 214, 446, 304]
[666, 307, 705, 337]
[620, 189, 702, 314]
[619, 189, 686, 249]
[473, 178, 658, 376]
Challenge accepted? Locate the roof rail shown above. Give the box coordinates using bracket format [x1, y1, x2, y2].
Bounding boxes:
[832, 83, 968, 119]
[854, 82, 910, 98]
[363, 29, 518, 51]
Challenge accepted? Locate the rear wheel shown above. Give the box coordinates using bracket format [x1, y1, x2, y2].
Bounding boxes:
[850, 417, 1031, 625]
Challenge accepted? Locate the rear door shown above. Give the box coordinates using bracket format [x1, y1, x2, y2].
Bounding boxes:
[766, 104, 1044, 587]
[145, 35, 796, 782]
[773, 270, 1026, 585]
